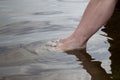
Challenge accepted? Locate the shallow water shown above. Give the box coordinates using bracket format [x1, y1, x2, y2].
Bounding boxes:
[0, 0, 120, 80]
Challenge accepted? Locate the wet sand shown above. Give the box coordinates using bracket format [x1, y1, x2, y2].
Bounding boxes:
[0, 0, 120, 80]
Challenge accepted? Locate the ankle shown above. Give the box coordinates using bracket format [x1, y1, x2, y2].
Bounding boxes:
[72, 35, 88, 48]
[69, 37, 86, 49]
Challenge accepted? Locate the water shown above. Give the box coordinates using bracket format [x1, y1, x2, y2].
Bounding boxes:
[0, 0, 120, 80]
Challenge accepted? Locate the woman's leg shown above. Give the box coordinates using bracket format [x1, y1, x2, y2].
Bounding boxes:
[56, 0, 117, 51]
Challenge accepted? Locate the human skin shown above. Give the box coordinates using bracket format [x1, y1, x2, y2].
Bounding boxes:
[55, 0, 118, 51]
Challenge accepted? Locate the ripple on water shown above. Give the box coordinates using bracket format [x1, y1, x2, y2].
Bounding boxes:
[32, 11, 63, 15]
[0, 20, 73, 36]
[57, 0, 89, 3]
[0, 21, 50, 35]
[0, 40, 89, 80]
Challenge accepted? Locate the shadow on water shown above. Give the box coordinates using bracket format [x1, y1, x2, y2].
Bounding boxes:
[102, 8, 120, 80]
[65, 49, 112, 80]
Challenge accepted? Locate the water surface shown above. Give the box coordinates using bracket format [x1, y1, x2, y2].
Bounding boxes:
[0, 0, 120, 80]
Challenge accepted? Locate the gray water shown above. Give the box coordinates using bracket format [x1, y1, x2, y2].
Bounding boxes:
[0, 0, 115, 80]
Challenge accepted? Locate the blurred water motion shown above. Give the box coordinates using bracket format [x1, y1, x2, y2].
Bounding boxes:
[0, 0, 120, 80]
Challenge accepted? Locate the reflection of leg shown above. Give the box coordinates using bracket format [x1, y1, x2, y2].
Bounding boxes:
[103, 7, 120, 80]
[56, 0, 117, 51]
[66, 50, 111, 80]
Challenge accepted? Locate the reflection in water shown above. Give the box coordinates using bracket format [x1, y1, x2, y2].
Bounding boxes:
[102, 9, 120, 80]
[64, 9, 120, 80]
[65, 49, 112, 80]
[64, 4, 120, 80]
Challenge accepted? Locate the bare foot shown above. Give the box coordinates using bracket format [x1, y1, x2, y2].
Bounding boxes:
[47, 35, 75, 47]
[55, 38, 86, 51]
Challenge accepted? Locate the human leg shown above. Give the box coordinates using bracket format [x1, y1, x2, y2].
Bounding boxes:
[56, 0, 117, 51]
